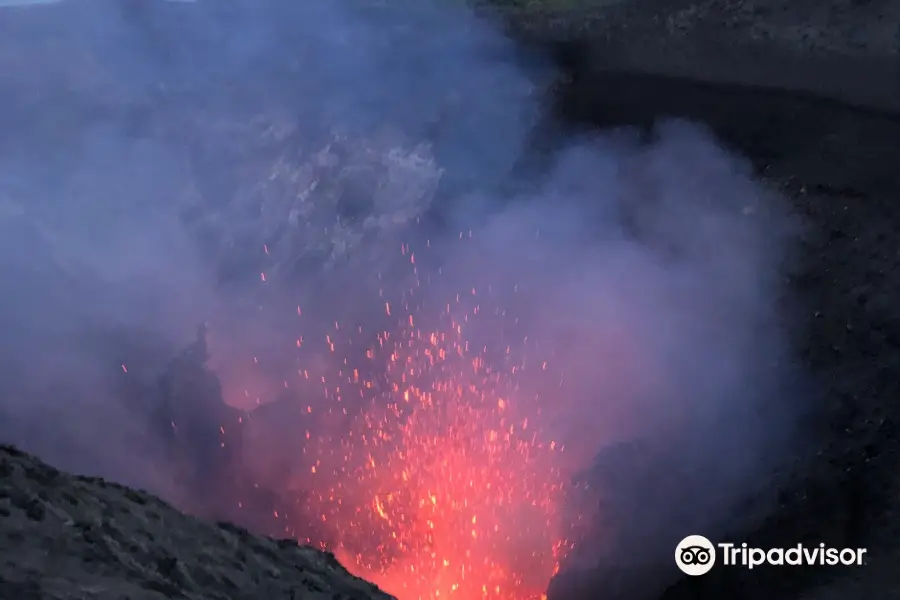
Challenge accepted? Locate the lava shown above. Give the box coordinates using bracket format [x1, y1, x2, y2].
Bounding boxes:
[239, 238, 580, 600]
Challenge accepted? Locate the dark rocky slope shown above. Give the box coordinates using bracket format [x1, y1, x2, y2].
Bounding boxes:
[540, 40, 900, 600]
[0, 444, 394, 600]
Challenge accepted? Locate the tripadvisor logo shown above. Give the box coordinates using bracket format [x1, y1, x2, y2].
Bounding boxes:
[675, 535, 867, 576]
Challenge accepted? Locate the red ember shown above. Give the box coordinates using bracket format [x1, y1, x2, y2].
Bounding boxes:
[238, 238, 579, 599]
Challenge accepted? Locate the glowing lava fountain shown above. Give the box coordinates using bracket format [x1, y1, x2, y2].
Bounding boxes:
[250, 241, 580, 599]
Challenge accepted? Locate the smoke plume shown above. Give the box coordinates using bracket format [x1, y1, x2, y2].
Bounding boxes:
[0, 0, 805, 597]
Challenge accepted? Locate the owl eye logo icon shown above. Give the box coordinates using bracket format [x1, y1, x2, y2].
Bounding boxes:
[675, 535, 716, 575]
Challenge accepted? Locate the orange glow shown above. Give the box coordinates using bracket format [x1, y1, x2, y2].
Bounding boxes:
[237, 237, 579, 600]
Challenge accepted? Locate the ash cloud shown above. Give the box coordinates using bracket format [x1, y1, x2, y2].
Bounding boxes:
[0, 0, 805, 597]
[449, 124, 805, 580]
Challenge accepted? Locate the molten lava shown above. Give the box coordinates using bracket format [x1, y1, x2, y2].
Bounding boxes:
[243, 241, 578, 599]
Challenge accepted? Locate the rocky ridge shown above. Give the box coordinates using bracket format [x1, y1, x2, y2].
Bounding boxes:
[0, 444, 395, 600]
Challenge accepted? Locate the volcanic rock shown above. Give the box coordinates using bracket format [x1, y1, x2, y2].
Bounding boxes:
[0, 443, 396, 600]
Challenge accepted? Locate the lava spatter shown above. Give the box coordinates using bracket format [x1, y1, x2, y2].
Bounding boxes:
[240, 238, 580, 600]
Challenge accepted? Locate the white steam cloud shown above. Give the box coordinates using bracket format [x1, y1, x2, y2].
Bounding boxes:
[0, 1, 804, 597]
